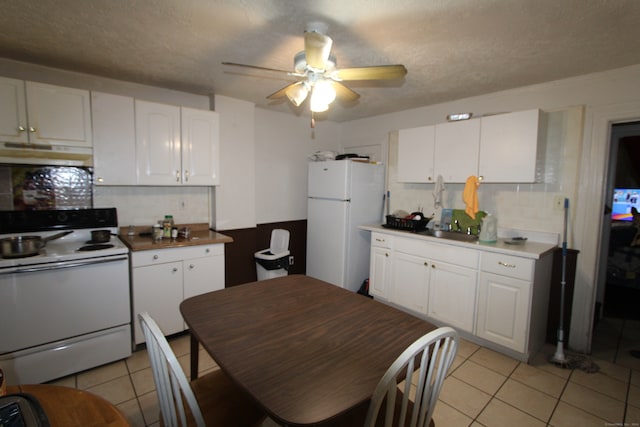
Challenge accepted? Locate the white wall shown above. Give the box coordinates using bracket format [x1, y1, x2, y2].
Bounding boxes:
[213, 95, 257, 230]
[254, 109, 342, 224]
[340, 64, 640, 352]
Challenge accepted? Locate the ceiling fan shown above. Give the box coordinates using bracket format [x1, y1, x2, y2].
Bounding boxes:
[223, 23, 407, 126]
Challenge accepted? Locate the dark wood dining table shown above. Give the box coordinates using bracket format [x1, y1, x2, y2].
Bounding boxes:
[4, 384, 130, 426]
[180, 274, 436, 426]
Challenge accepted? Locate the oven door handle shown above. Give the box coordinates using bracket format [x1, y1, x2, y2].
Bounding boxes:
[1, 255, 129, 274]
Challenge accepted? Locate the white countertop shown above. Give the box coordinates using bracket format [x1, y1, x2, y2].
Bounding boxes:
[360, 224, 558, 259]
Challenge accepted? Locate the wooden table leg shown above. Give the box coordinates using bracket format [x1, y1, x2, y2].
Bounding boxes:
[190, 332, 199, 381]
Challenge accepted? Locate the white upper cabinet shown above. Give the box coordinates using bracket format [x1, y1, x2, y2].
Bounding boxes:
[397, 109, 543, 184]
[434, 119, 481, 183]
[478, 109, 542, 183]
[135, 100, 182, 185]
[0, 77, 28, 143]
[135, 100, 219, 186]
[397, 125, 435, 183]
[91, 92, 137, 185]
[0, 77, 91, 147]
[181, 107, 220, 185]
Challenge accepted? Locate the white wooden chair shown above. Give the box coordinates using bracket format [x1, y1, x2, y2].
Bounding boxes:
[138, 312, 265, 427]
[329, 326, 458, 427]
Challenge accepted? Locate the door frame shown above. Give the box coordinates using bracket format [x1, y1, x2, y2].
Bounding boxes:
[571, 101, 640, 352]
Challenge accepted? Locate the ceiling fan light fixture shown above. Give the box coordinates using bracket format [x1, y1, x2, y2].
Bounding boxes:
[286, 82, 309, 107]
[311, 79, 336, 107]
[310, 100, 329, 113]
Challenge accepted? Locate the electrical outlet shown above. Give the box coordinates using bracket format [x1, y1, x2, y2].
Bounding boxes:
[289, 256, 294, 266]
[553, 195, 565, 211]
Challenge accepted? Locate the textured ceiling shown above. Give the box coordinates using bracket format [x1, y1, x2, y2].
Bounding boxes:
[2, 0, 640, 122]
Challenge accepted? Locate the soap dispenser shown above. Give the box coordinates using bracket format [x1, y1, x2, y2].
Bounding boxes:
[479, 214, 498, 243]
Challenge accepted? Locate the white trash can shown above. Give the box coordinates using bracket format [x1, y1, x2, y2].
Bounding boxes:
[255, 229, 290, 280]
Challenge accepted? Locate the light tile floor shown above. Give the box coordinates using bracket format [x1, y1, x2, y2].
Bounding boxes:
[44, 318, 640, 427]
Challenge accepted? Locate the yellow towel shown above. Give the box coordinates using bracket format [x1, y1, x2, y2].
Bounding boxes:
[463, 175, 480, 219]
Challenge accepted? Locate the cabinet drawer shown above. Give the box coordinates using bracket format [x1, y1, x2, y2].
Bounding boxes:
[481, 252, 534, 281]
[131, 244, 223, 267]
[371, 232, 393, 248]
[395, 237, 479, 268]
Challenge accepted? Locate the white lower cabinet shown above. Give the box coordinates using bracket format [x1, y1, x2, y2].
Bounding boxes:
[367, 229, 553, 361]
[370, 245, 392, 300]
[427, 260, 477, 333]
[392, 251, 430, 315]
[132, 244, 225, 344]
[370, 232, 478, 330]
[476, 252, 535, 353]
[477, 273, 530, 352]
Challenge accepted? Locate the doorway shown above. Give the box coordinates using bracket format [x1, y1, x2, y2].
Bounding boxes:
[591, 120, 640, 365]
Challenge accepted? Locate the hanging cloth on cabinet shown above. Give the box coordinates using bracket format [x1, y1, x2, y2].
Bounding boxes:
[463, 175, 480, 219]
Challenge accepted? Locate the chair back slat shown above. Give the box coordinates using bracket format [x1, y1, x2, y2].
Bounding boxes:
[139, 312, 207, 427]
[364, 327, 459, 427]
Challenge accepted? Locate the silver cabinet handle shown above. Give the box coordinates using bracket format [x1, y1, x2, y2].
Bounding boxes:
[153, 255, 159, 260]
[189, 264, 195, 270]
[205, 248, 210, 254]
[498, 261, 516, 268]
[184, 170, 189, 182]
[176, 171, 180, 182]
[29, 126, 36, 133]
[172, 267, 178, 273]
[18, 126, 25, 132]
[375, 238, 385, 243]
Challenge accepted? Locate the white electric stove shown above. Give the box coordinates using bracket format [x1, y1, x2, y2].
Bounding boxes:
[0, 208, 132, 384]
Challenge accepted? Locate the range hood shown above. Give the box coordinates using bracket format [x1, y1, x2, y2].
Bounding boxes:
[0, 141, 93, 167]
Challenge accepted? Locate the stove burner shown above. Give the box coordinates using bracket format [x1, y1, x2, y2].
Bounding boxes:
[85, 239, 111, 245]
[1, 252, 41, 259]
[78, 244, 115, 252]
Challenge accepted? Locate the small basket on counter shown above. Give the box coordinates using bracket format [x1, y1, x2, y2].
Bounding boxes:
[383, 214, 431, 232]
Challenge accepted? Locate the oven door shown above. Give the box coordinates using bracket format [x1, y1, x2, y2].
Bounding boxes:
[0, 254, 130, 354]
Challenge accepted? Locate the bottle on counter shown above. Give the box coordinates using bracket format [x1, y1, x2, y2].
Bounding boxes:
[153, 224, 163, 241]
[163, 215, 174, 238]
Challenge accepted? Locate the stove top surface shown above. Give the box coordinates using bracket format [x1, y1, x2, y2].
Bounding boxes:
[0, 209, 129, 268]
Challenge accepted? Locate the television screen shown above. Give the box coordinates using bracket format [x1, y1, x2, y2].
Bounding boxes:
[612, 188, 640, 221]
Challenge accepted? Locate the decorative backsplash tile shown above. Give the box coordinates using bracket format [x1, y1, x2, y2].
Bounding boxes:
[0, 165, 93, 210]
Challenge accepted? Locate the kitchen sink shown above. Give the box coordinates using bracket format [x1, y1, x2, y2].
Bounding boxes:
[418, 229, 479, 243]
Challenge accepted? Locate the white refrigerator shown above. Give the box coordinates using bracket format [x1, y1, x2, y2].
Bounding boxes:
[306, 160, 385, 292]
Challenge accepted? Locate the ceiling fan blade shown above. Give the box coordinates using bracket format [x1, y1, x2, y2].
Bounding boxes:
[332, 82, 360, 102]
[266, 82, 300, 100]
[333, 65, 407, 81]
[222, 62, 291, 75]
[305, 31, 332, 69]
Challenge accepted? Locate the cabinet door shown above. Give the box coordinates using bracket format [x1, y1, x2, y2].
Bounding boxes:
[183, 253, 225, 299]
[25, 82, 92, 147]
[369, 246, 392, 300]
[478, 109, 541, 183]
[91, 92, 137, 185]
[397, 125, 435, 183]
[132, 262, 184, 344]
[476, 272, 530, 352]
[135, 100, 181, 185]
[392, 251, 429, 314]
[0, 77, 28, 143]
[434, 119, 481, 183]
[181, 107, 220, 185]
[428, 261, 477, 333]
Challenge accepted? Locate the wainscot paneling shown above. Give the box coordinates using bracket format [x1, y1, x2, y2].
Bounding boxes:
[222, 220, 306, 287]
